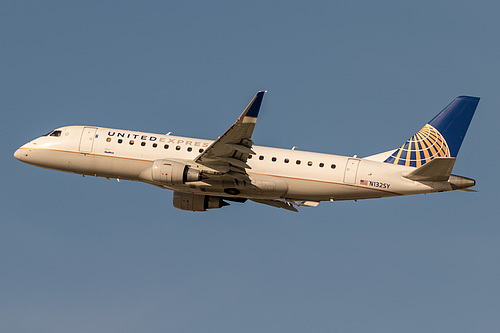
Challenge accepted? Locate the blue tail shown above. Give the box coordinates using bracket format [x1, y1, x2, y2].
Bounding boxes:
[384, 96, 479, 167]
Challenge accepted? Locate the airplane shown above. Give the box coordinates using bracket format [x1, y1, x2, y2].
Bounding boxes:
[14, 91, 479, 212]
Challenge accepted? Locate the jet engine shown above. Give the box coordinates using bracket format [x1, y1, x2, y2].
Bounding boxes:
[151, 159, 201, 185]
[173, 192, 229, 211]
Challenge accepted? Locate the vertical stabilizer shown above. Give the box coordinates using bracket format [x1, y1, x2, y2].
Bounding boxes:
[384, 96, 479, 167]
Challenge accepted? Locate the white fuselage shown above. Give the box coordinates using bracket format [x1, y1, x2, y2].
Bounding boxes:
[14, 125, 456, 202]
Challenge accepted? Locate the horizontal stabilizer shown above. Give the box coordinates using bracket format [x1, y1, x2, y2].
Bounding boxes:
[403, 157, 456, 181]
[458, 188, 477, 192]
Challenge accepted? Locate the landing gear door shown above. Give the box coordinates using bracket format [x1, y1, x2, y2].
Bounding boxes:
[79, 127, 98, 154]
[344, 158, 360, 184]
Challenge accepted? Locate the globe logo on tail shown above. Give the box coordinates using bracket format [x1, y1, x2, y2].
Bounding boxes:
[384, 124, 450, 167]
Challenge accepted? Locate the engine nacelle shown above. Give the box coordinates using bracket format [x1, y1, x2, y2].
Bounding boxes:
[151, 159, 201, 185]
[173, 192, 229, 211]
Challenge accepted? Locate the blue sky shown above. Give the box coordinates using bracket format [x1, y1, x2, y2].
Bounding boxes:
[1, 1, 499, 332]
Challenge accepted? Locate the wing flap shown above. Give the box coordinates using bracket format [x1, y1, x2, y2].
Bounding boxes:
[215, 157, 252, 170]
[226, 143, 256, 155]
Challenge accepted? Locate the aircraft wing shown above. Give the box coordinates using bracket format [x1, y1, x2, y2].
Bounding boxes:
[194, 91, 266, 179]
[251, 199, 299, 212]
[250, 199, 320, 212]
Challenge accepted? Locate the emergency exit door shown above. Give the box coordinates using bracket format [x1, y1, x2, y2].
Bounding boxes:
[79, 127, 97, 154]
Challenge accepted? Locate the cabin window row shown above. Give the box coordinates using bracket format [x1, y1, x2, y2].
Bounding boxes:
[106, 137, 205, 153]
[105, 136, 336, 168]
[248, 154, 336, 169]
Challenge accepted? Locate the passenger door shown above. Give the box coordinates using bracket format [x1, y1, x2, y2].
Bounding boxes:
[79, 127, 98, 154]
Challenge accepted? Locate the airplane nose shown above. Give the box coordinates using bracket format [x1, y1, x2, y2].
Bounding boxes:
[14, 148, 26, 161]
[14, 148, 22, 160]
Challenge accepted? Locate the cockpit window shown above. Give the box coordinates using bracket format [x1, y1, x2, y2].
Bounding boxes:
[43, 130, 62, 137]
[49, 130, 62, 137]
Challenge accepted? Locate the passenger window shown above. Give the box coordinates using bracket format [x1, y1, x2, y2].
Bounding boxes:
[259, 155, 264, 160]
[152, 143, 157, 148]
[176, 146, 181, 150]
[272, 157, 277, 162]
[284, 158, 289, 163]
[331, 164, 336, 169]
[319, 163, 324, 167]
[199, 149, 204, 153]
[248, 155, 253, 159]
[296, 160, 301, 165]
[141, 142, 146, 147]
[129, 140, 134, 145]
[307, 161, 313, 166]
[164, 144, 169, 149]
[106, 138, 111, 142]
[187, 147, 192, 152]
[118, 139, 123, 144]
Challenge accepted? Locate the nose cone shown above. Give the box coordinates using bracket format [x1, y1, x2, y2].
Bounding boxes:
[14, 148, 23, 161]
[14, 147, 30, 162]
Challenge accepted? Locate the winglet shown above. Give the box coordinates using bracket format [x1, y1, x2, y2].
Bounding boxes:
[240, 90, 266, 119]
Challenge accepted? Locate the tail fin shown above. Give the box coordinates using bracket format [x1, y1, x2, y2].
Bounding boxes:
[384, 96, 479, 167]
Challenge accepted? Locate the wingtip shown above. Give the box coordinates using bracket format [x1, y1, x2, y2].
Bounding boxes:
[243, 91, 266, 118]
